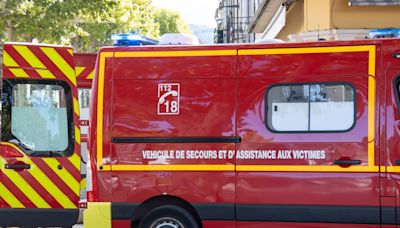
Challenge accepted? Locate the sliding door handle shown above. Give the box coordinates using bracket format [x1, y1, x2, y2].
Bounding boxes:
[334, 160, 361, 165]
[5, 164, 30, 170]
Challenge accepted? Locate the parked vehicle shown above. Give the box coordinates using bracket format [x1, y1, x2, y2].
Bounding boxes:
[0, 42, 81, 227]
[84, 38, 400, 227]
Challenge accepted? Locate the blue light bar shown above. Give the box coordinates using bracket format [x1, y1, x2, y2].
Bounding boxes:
[368, 28, 400, 39]
[111, 32, 158, 46]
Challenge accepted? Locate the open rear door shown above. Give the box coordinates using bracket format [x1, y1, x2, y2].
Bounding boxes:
[0, 43, 81, 227]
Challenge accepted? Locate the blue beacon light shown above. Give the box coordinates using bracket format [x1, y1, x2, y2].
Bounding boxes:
[111, 33, 158, 46]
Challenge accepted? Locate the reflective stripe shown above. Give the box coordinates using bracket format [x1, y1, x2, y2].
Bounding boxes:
[36, 69, 56, 79]
[75, 67, 85, 77]
[73, 98, 80, 117]
[68, 153, 81, 171]
[0, 181, 25, 208]
[13, 45, 46, 69]
[15, 158, 76, 209]
[0, 157, 50, 208]
[87, 70, 95, 79]
[3, 51, 19, 67]
[40, 47, 77, 86]
[42, 158, 80, 197]
[9, 68, 29, 78]
[75, 126, 81, 145]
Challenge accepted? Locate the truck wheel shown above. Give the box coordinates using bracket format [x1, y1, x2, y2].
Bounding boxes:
[138, 205, 199, 228]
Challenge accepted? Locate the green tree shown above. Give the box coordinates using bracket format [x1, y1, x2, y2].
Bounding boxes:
[154, 8, 191, 36]
[0, 0, 159, 52]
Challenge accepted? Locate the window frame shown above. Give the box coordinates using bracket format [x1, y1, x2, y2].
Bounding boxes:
[393, 76, 400, 114]
[1, 78, 74, 157]
[264, 82, 357, 133]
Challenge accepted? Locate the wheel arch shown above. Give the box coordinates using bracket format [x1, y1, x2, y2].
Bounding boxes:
[131, 195, 202, 228]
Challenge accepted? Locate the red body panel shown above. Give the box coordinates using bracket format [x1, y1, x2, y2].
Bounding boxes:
[89, 39, 400, 227]
[74, 52, 96, 88]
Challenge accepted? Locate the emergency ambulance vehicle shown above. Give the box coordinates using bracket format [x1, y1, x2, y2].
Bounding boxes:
[0, 43, 82, 227]
[84, 38, 400, 228]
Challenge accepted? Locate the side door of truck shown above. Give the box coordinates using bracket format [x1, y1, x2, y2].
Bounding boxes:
[385, 67, 400, 226]
[236, 44, 380, 227]
[0, 43, 81, 227]
[106, 47, 237, 226]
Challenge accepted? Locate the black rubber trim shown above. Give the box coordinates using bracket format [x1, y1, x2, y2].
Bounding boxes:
[193, 203, 235, 220]
[112, 137, 241, 143]
[236, 204, 384, 224]
[0, 208, 78, 227]
[112, 202, 139, 219]
[110, 202, 398, 224]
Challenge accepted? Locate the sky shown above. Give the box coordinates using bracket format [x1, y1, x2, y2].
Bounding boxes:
[152, 0, 219, 28]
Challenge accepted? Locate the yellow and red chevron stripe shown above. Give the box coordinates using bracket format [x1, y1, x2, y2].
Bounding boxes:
[75, 66, 95, 80]
[1, 43, 82, 209]
[73, 52, 96, 87]
[2, 43, 76, 86]
[0, 143, 80, 209]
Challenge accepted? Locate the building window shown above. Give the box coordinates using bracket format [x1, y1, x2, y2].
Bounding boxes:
[266, 83, 355, 132]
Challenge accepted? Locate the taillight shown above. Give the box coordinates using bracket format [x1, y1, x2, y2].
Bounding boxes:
[86, 152, 98, 202]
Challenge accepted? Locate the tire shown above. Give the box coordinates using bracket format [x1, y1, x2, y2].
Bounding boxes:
[138, 205, 199, 228]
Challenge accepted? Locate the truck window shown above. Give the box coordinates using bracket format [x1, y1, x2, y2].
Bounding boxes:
[11, 83, 69, 153]
[266, 83, 355, 132]
[1, 79, 73, 157]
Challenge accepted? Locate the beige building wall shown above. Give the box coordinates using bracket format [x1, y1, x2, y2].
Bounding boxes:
[276, 0, 305, 40]
[332, 0, 400, 29]
[274, 0, 400, 41]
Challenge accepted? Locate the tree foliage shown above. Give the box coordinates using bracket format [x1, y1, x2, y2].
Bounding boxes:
[155, 8, 191, 36]
[0, 0, 192, 52]
[0, 0, 159, 52]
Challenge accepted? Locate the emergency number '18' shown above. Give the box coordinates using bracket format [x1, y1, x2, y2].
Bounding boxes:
[157, 83, 180, 115]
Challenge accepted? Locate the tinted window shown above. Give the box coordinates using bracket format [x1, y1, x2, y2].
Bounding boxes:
[266, 83, 355, 132]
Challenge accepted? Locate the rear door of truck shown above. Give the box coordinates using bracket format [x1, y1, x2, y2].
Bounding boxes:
[0, 43, 81, 227]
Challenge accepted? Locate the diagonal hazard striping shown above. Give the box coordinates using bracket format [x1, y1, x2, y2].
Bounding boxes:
[19, 169, 63, 208]
[3, 50, 19, 67]
[75, 67, 86, 77]
[36, 69, 56, 79]
[0, 156, 50, 208]
[1, 173, 37, 208]
[33, 158, 79, 205]
[42, 158, 80, 197]
[73, 97, 80, 117]
[9, 68, 29, 78]
[13, 45, 46, 69]
[68, 153, 81, 171]
[0, 181, 25, 208]
[40, 47, 77, 86]
[86, 69, 95, 79]
[15, 158, 77, 209]
[75, 126, 81, 145]
[57, 157, 81, 182]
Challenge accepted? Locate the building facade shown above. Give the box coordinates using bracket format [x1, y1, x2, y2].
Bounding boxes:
[216, 0, 400, 43]
[215, 0, 260, 43]
[249, 0, 400, 42]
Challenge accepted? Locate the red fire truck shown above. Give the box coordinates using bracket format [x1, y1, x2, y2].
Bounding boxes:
[84, 38, 400, 228]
